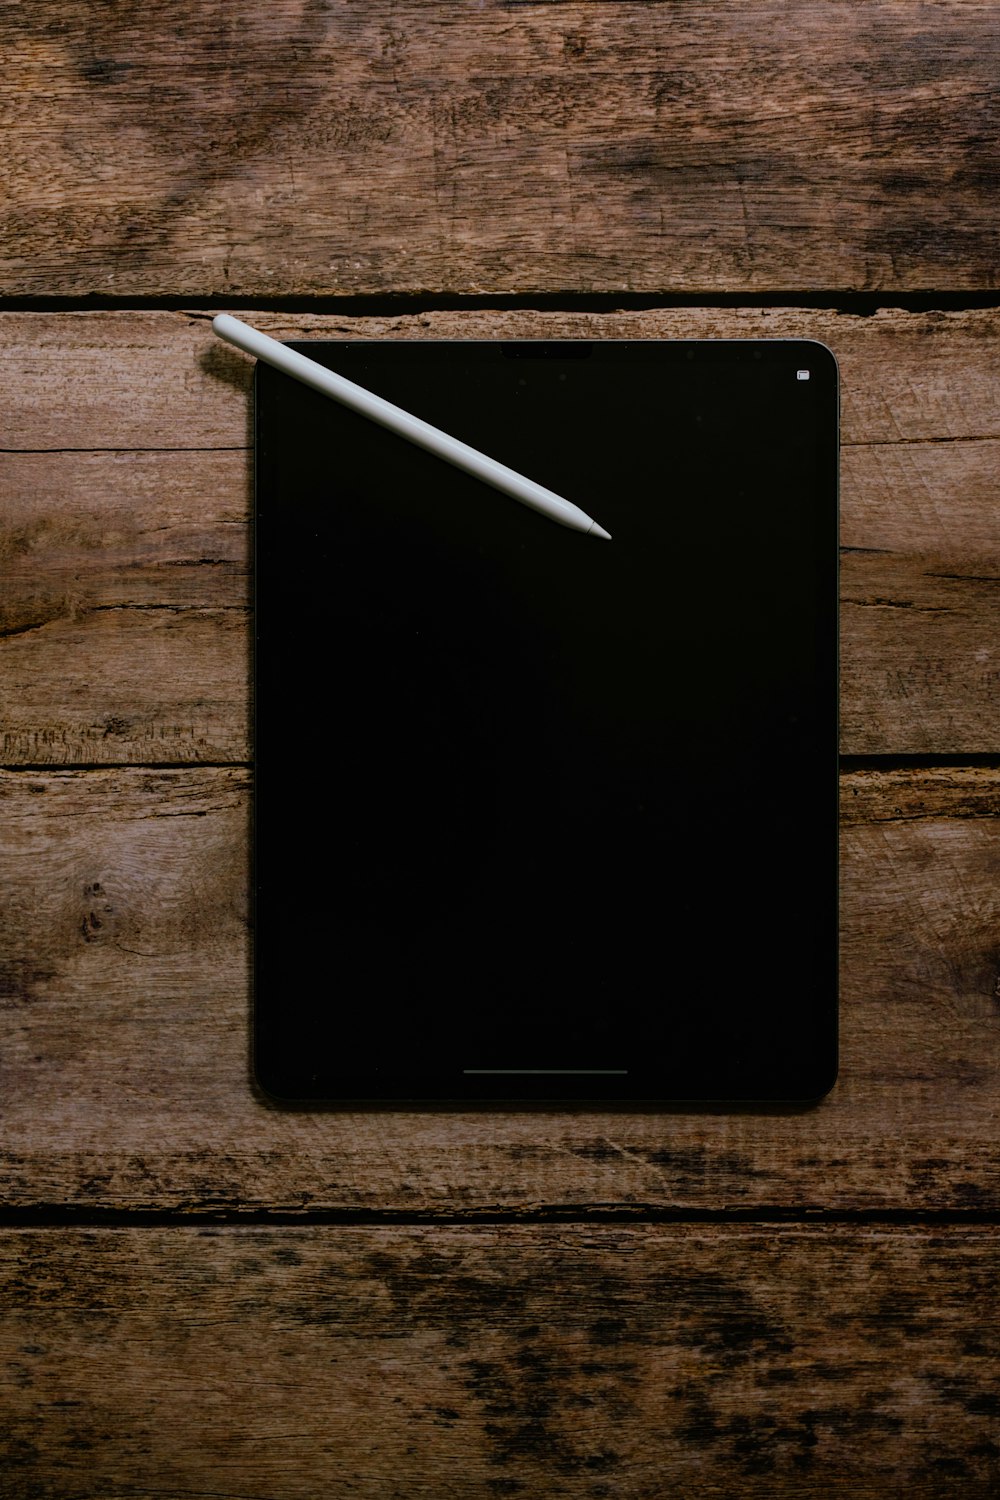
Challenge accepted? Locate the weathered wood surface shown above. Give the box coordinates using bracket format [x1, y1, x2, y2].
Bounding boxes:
[1, 1224, 997, 1497]
[3, 2, 999, 297]
[2, 765, 998, 1213]
[2, 308, 998, 760]
[4, 4, 996, 1488]
[8, 309, 1000, 453]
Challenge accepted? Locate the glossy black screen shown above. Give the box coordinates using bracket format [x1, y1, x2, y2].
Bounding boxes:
[254, 340, 838, 1102]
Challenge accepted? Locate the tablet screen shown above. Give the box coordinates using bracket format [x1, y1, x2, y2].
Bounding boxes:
[254, 340, 838, 1102]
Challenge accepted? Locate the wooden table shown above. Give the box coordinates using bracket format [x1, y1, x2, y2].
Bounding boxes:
[3, 4, 998, 1494]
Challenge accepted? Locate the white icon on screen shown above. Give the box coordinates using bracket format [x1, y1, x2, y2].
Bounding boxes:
[796, 370, 810, 381]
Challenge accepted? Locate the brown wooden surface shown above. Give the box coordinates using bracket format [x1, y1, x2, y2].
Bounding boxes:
[2, 766, 999, 1214]
[3, 1, 999, 296]
[4, 0, 999, 1490]
[0, 1225, 996, 1497]
[3, 308, 999, 761]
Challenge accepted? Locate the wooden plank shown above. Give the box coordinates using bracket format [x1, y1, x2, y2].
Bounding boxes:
[840, 764, 1000, 827]
[1, 447, 250, 764]
[0, 450, 248, 628]
[1, 608, 249, 766]
[5, 310, 1000, 454]
[841, 553, 1000, 754]
[3, 2, 999, 296]
[2, 766, 999, 1213]
[0, 1224, 997, 1496]
[2, 309, 999, 759]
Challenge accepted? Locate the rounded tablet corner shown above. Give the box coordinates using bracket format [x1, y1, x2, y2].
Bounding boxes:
[251, 1056, 302, 1108]
[798, 1054, 839, 1106]
[797, 339, 840, 385]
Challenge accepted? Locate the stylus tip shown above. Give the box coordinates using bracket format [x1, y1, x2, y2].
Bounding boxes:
[589, 523, 613, 541]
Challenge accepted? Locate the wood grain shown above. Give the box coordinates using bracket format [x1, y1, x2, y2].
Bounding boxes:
[4, 3, 997, 1486]
[2, 765, 999, 1213]
[2, 309, 998, 759]
[7, 309, 1000, 455]
[3, 2, 999, 296]
[1, 1224, 997, 1497]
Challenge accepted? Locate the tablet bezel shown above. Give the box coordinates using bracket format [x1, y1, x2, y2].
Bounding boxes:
[252, 338, 839, 1106]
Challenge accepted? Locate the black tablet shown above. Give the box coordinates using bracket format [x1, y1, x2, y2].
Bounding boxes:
[254, 339, 838, 1103]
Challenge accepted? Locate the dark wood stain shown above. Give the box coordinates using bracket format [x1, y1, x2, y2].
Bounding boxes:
[0, 1226, 997, 1491]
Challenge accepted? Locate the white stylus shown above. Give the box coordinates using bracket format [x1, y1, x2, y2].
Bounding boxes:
[213, 314, 612, 540]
